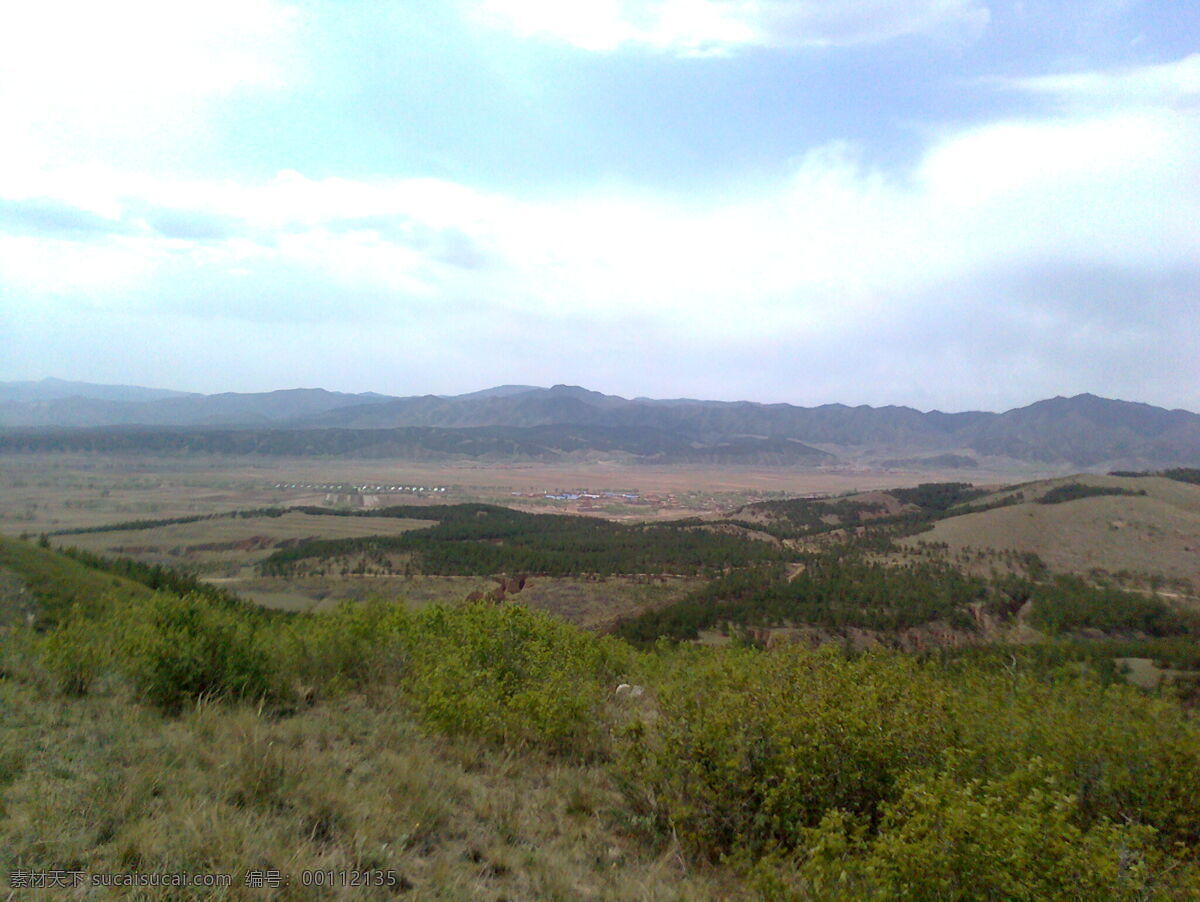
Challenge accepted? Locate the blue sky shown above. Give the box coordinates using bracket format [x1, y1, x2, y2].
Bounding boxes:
[1, 0, 1197, 411]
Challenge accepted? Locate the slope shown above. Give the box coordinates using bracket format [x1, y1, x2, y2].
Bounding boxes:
[901, 474, 1200, 590]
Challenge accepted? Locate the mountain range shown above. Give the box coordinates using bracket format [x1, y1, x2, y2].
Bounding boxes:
[1, 379, 1198, 469]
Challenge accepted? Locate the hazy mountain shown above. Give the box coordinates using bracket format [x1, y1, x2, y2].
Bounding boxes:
[0, 386, 398, 428]
[959, 394, 1200, 467]
[1, 381, 1197, 468]
[0, 423, 832, 465]
[0, 377, 198, 404]
[444, 385, 545, 400]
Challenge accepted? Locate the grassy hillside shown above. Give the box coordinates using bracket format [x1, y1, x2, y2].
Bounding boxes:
[0, 534, 151, 627]
[3, 538, 1200, 898]
[901, 474, 1200, 590]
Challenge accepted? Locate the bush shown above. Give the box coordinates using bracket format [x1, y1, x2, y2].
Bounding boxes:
[949, 667, 1200, 848]
[619, 645, 957, 860]
[115, 592, 278, 713]
[403, 602, 629, 757]
[760, 759, 1177, 901]
[276, 599, 413, 697]
[39, 604, 111, 696]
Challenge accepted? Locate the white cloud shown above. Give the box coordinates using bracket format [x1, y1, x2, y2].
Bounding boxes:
[0, 0, 299, 172]
[3, 54, 1198, 408]
[986, 53, 1200, 110]
[5, 87, 1194, 330]
[471, 0, 990, 56]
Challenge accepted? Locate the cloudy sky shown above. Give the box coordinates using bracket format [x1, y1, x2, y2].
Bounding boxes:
[1, 0, 1197, 412]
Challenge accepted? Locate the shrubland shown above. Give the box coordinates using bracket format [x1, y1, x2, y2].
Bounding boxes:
[4, 530, 1200, 899]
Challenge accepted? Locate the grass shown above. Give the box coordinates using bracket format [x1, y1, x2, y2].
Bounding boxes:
[0, 534, 151, 627]
[900, 475, 1200, 593]
[0, 658, 736, 900]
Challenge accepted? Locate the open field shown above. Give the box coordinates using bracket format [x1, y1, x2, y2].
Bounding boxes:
[0, 453, 1056, 535]
[6, 456, 1197, 635]
[48, 512, 434, 573]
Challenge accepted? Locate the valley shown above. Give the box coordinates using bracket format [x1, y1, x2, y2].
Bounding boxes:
[3, 390, 1200, 899]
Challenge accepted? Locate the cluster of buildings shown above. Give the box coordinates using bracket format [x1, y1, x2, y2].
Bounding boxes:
[543, 490, 641, 502]
[510, 489, 648, 504]
[273, 483, 448, 493]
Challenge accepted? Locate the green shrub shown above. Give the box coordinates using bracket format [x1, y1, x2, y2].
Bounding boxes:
[114, 592, 277, 713]
[403, 602, 629, 756]
[39, 604, 111, 696]
[620, 644, 957, 860]
[949, 668, 1200, 848]
[760, 759, 1176, 901]
[276, 599, 413, 697]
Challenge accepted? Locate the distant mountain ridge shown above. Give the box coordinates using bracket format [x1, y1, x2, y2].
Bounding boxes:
[0, 385, 394, 428]
[0, 377, 198, 404]
[1, 380, 1197, 468]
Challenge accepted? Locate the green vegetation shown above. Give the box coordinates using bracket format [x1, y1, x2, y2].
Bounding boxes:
[399, 603, 629, 756]
[720, 483, 1000, 544]
[615, 552, 1199, 646]
[618, 642, 1200, 897]
[20, 544, 627, 753]
[1038, 483, 1148, 505]
[113, 591, 278, 713]
[889, 481, 989, 511]
[614, 559, 985, 643]
[57, 544, 255, 609]
[721, 496, 888, 540]
[259, 503, 784, 578]
[1027, 575, 1197, 637]
[930, 637, 1200, 677]
[756, 762, 1165, 901]
[1110, 467, 1200, 485]
[4, 473, 1200, 899]
[0, 533, 151, 626]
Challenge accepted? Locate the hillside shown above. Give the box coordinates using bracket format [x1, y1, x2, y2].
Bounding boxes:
[0, 377, 197, 404]
[3, 536, 1200, 899]
[3, 381, 1198, 468]
[901, 474, 1200, 590]
[0, 423, 833, 466]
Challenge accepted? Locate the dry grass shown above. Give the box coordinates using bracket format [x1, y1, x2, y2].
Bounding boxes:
[902, 475, 1200, 592]
[0, 654, 741, 900]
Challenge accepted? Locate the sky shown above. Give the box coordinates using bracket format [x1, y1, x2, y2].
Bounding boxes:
[0, 0, 1197, 413]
